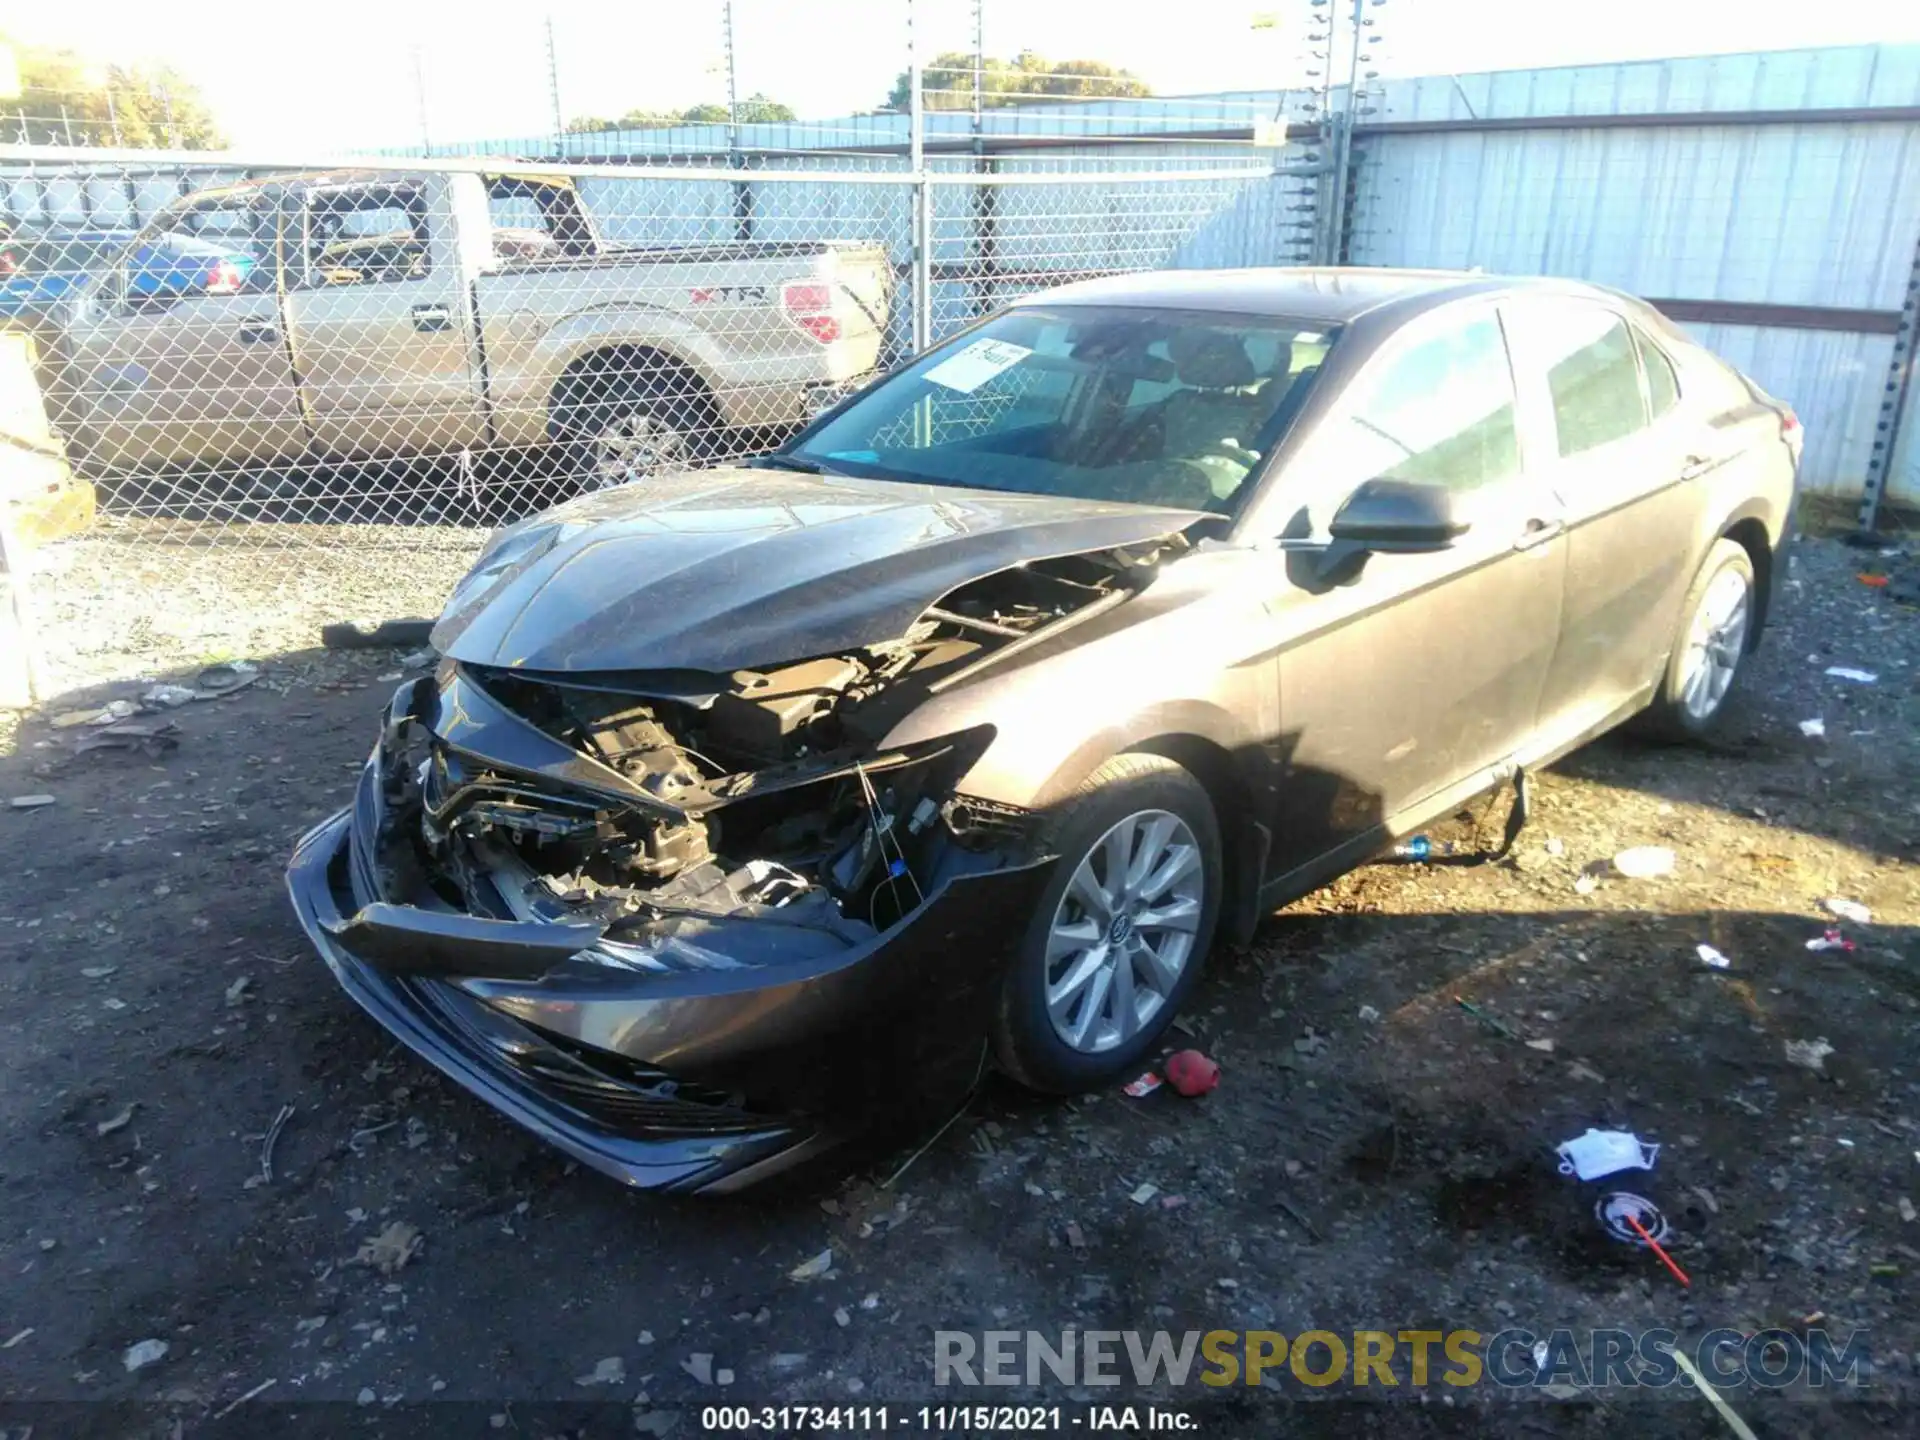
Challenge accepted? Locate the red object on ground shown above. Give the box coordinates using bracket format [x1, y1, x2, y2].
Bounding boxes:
[1165, 1049, 1220, 1097]
[1626, 1211, 1691, 1289]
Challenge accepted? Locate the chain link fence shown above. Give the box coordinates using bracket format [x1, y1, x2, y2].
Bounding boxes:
[0, 140, 1303, 693]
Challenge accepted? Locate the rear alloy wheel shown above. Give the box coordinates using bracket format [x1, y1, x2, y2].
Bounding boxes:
[994, 753, 1222, 1092]
[1639, 538, 1756, 741]
[580, 399, 695, 490]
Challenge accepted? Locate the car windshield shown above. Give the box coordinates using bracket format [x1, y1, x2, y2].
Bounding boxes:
[787, 305, 1336, 513]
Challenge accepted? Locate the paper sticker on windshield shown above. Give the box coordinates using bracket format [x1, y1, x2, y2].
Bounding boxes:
[924, 338, 1031, 394]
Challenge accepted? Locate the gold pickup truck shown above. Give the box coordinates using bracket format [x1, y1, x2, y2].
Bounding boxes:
[41, 169, 891, 486]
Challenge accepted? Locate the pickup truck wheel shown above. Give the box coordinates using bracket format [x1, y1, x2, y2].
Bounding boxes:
[582, 401, 690, 489]
[992, 754, 1222, 1094]
[563, 383, 718, 492]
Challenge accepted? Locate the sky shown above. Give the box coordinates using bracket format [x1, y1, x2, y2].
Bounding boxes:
[6, 0, 1920, 152]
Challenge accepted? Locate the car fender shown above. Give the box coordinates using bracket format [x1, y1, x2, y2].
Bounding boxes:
[1699, 489, 1785, 639]
[879, 587, 1277, 816]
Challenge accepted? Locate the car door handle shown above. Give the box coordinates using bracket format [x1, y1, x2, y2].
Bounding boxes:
[236, 324, 278, 344]
[410, 304, 453, 332]
[1513, 517, 1564, 552]
[1680, 452, 1720, 481]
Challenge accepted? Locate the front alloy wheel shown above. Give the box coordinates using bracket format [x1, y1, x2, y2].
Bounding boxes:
[1046, 809, 1205, 1054]
[994, 752, 1222, 1093]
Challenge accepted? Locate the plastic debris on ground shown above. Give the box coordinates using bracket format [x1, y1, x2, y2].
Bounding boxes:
[787, 1248, 833, 1282]
[1122, 1071, 1163, 1098]
[1611, 846, 1676, 879]
[1696, 944, 1732, 970]
[1798, 718, 1826, 738]
[1807, 929, 1856, 953]
[354, 1220, 423, 1275]
[8, 794, 55, 810]
[1357, 1004, 1382, 1023]
[1525, 1038, 1556, 1053]
[1165, 1049, 1221, 1096]
[1129, 1182, 1160, 1205]
[1785, 1038, 1834, 1073]
[574, 1357, 625, 1387]
[141, 684, 196, 709]
[1454, 997, 1519, 1040]
[72, 716, 179, 758]
[194, 660, 260, 698]
[1823, 897, 1872, 925]
[123, 1339, 169, 1372]
[1823, 666, 1878, 684]
[1555, 1128, 1660, 1181]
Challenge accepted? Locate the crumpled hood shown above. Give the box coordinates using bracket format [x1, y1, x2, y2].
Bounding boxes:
[432, 467, 1202, 674]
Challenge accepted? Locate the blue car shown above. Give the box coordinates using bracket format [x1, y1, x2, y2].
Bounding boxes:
[0, 228, 257, 317]
[0, 230, 138, 316]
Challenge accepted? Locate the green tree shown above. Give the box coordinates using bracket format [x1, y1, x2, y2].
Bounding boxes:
[3, 38, 223, 148]
[885, 50, 1150, 112]
[565, 94, 795, 133]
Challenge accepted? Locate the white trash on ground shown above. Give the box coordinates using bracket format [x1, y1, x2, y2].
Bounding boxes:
[1555, 1129, 1660, 1181]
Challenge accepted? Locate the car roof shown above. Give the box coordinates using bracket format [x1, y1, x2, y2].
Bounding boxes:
[1021, 267, 1592, 325]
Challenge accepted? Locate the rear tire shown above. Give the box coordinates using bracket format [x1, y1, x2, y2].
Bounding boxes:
[1636, 537, 1755, 742]
[554, 365, 720, 492]
[992, 753, 1222, 1094]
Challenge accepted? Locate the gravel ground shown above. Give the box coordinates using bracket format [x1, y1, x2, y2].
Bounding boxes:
[0, 536, 1915, 1437]
[15, 515, 485, 697]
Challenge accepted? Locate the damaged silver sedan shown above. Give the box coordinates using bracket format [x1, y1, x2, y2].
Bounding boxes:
[288, 269, 1798, 1190]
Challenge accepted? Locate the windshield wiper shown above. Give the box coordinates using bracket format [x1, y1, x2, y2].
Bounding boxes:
[749, 453, 833, 474]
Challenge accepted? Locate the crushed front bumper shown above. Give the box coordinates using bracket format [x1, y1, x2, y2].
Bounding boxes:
[286, 747, 1052, 1193]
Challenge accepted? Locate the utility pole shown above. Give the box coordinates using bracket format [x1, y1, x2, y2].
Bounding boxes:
[724, 0, 740, 155]
[411, 46, 431, 154]
[908, 0, 930, 353]
[971, 0, 984, 150]
[545, 15, 564, 150]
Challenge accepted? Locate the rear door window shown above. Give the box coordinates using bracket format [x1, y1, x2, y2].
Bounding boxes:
[1635, 327, 1681, 421]
[1538, 308, 1649, 457]
[300, 186, 431, 288]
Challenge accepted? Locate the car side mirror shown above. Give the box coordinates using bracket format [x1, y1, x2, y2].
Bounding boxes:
[1328, 478, 1470, 552]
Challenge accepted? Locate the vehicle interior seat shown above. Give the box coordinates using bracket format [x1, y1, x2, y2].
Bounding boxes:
[1158, 330, 1267, 503]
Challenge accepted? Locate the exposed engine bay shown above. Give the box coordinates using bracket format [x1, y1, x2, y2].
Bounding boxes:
[378, 541, 1177, 963]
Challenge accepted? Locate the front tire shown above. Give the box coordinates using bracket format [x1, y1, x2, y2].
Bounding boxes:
[1638, 537, 1755, 741]
[992, 753, 1223, 1093]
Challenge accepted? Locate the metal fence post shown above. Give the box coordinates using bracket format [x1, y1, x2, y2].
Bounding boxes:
[1860, 222, 1920, 534]
[908, 0, 931, 355]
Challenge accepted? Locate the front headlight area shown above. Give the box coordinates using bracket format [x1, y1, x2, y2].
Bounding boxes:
[367, 664, 1026, 976]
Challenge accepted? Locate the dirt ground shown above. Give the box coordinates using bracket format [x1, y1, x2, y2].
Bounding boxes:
[1, 536, 1916, 1437]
